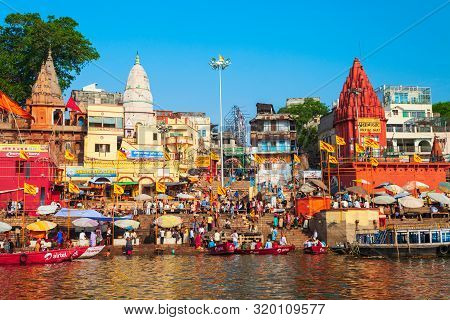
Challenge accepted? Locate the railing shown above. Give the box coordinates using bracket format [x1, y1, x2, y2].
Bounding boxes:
[257, 146, 295, 153]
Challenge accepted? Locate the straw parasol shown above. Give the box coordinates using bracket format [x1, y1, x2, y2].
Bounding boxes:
[114, 220, 141, 230]
[398, 196, 424, 209]
[72, 218, 99, 228]
[374, 182, 391, 189]
[384, 184, 404, 194]
[403, 181, 429, 191]
[373, 195, 396, 205]
[346, 186, 368, 196]
[427, 192, 450, 205]
[299, 184, 316, 193]
[353, 179, 371, 185]
[154, 215, 183, 228]
[134, 194, 152, 201]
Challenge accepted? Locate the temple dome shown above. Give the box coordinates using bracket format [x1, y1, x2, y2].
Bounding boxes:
[123, 53, 153, 112]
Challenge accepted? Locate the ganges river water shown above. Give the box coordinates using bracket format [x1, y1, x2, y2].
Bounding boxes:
[0, 253, 448, 299]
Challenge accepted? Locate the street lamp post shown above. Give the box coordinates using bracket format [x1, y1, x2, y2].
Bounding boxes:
[209, 55, 231, 187]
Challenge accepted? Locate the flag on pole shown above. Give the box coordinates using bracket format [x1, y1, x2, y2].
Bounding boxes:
[210, 151, 220, 161]
[164, 151, 171, 161]
[293, 154, 301, 163]
[413, 154, 422, 163]
[328, 155, 339, 164]
[64, 149, 75, 161]
[24, 182, 38, 195]
[113, 184, 124, 195]
[156, 182, 167, 193]
[336, 136, 346, 146]
[68, 182, 80, 194]
[19, 150, 29, 160]
[253, 154, 264, 164]
[370, 158, 379, 167]
[0, 90, 34, 119]
[66, 97, 82, 113]
[364, 138, 380, 149]
[355, 143, 365, 153]
[117, 149, 127, 160]
[319, 141, 335, 153]
[217, 185, 227, 196]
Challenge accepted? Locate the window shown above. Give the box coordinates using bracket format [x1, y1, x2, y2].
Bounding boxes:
[95, 144, 110, 153]
[116, 118, 123, 129]
[387, 124, 394, 132]
[394, 92, 408, 104]
[202, 129, 207, 137]
[277, 120, 289, 131]
[15, 161, 24, 174]
[263, 121, 271, 132]
[153, 133, 158, 140]
[403, 110, 425, 118]
[25, 162, 31, 179]
[88, 116, 102, 127]
[392, 110, 398, 116]
[103, 117, 116, 128]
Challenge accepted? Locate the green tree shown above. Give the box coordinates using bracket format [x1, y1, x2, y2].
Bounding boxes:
[0, 13, 99, 104]
[432, 101, 450, 121]
[278, 98, 329, 167]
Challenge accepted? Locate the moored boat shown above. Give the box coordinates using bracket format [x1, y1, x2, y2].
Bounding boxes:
[77, 245, 105, 259]
[235, 245, 295, 255]
[0, 246, 88, 265]
[303, 244, 328, 255]
[208, 242, 235, 255]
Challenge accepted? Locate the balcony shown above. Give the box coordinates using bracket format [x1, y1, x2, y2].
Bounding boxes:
[166, 136, 193, 145]
[257, 146, 295, 153]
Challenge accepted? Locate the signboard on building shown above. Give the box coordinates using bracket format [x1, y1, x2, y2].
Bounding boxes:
[299, 170, 322, 179]
[196, 156, 210, 168]
[0, 144, 48, 158]
[128, 150, 163, 159]
[66, 167, 117, 177]
[358, 118, 381, 133]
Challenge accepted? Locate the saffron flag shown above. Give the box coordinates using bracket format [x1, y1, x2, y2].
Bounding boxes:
[364, 138, 380, 149]
[319, 141, 335, 153]
[117, 149, 127, 160]
[413, 154, 422, 163]
[156, 182, 166, 193]
[0, 90, 33, 120]
[355, 143, 365, 153]
[210, 151, 220, 161]
[370, 158, 379, 167]
[293, 154, 301, 163]
[164, 151, 171, 161]
[217, 185, 227, 196]
[64, 149, 75, 161]
[254, 154, 264, 164]
[68, 182, 80, 194]
[328, 155, 338, 164]
[24, 182, 38, 195]
[19, 150, 29, 160]
[66, 97, 82, 113]
[336, 136, 346, 146]
[113, 184, 124, 195]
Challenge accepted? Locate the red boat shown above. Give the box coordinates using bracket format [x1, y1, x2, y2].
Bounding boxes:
[208, 242, 235, 255]
[303, 244, 328, 255]
[235, 245, 295, 255]
[0, 246, 88, 265]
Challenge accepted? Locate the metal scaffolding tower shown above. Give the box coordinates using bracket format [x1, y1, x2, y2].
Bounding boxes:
[224, 105, 249, 147]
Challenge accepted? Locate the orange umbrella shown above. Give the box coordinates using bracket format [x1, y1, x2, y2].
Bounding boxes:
[0, 90, 33, 119]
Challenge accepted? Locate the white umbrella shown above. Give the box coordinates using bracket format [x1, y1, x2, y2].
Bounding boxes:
[36, 204, 58, 215]
[0, 221, 12, 233]
[373, 195, 396, 205]
[427, 192, 450, 205]
[299, 184, 316, 193]
[115, 219, 140, 230]
[157, 194, 169, 200]
[385, 184, 404, 194]
[177, 193, 195, 200]
[394, 191, 410, 199]
[398, 196, 424, 209]
[403, 181, 429, 191]
[72, 218, 99, 228]
[134, 194, 152, 201]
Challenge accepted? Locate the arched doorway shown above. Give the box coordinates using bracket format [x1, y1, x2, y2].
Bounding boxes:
[418, 140, 431, 153]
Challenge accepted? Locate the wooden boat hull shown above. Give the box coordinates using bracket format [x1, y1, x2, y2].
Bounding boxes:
[356, 244, 450, 258]
[0, 246, 88, 265]
[77, 245, 105, 259]
[208, 243, 235, 255]
[303, 245, 328, 254]
[235, 245, 295, 255]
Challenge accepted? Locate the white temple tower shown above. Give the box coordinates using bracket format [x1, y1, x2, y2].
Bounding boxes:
[123, 53, 155, 138]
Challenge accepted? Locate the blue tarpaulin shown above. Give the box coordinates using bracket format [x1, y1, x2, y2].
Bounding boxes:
[55, 208, 132, 221]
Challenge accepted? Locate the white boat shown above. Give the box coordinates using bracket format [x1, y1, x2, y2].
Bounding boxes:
[77, 245, 105, 259]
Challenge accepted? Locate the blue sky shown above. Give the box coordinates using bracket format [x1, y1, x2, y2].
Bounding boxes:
[1, 0, 449, 123]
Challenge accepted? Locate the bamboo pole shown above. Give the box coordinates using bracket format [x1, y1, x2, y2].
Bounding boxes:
[319, 150, 325, 198]
[327, 153, 331, 196]
[337, 145, 341, 193]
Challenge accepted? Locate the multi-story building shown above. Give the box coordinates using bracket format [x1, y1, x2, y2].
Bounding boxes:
[249, 103, 297, 187]
[375, 85, 449, 156]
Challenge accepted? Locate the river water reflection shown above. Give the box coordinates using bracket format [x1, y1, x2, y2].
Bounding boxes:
[0, 253, 448, 299]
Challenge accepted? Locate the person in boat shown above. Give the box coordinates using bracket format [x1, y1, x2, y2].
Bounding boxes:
[264, 239, 272, 249]
[194, 233, 202, 249]
[231, 230, 239, 248]
[90, 231, 97, 247]
[271, 227, 278, 241]
[208, 237, 216, 248]
[79, 230, 87, 241]
[250, 240, 257, 250]
[213, 230, 221, 243]
[35, 238, 42, 252]
[255, 239, 263, 249]
[56, 229, 64, 249]
[272, 241, 279, 249]
[280, 234, 287, 246]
